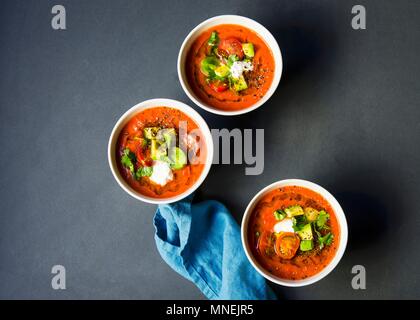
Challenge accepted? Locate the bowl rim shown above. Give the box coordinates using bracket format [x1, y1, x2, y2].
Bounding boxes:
[241, 179, 348, 287]
[107, 98, 214, 204]
[177, 14, 283, 116]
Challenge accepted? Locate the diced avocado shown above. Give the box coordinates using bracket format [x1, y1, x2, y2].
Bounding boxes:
[300, 240, 314, 251]
[169, 147, 187, 170]
[151, 140, 167, 160]
[297, 223, 313, 240]
[284, 205, 304, 217]
[200, 56, 219, 76]
[143, 127, 161, 140]
[304, 207, 319, 222]
[160, 155, 173, 166]
[151, 139, 158, 159]
[214, 64, 230, 78]
[232, 75, 248, 92]
[242, 43, 255, 58]
[161, 128, 177, 148]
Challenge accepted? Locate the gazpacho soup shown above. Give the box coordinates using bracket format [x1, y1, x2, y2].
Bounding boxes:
[248, 186, 340, 280]
[186, 24, 275, 111]
[116, 107, 206, 199]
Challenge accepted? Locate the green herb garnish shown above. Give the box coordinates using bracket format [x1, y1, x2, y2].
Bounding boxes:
[121, 148, 136, 174]
[273, 210, 286, 221]
[292, 215, 308, 232]
[200, 56, 219, 77]
[135, 166, 153, 180]
[317, 232, 334, 249]
[207, 31, 219, 46]
[316, 210, 330, 229]
[226, 54, 239, 67]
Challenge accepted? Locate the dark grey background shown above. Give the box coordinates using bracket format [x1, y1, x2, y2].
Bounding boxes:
[1, 0, 419, 299]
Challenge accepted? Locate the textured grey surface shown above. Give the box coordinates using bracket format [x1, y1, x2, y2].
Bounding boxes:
[1, 0, 419, 299]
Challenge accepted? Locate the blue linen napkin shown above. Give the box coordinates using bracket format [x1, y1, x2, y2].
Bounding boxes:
[153, 195, 276, 300]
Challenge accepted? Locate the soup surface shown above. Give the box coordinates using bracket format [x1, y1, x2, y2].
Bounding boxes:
[116, 107, 206, 198]
[186, 24, 275, 111]
[248, 186, 340, 280]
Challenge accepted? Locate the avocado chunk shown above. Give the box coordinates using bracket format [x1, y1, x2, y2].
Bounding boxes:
[232, 75, 248, 92]
[150, 140, 167, 160]
[304, 207, 319, 222]
[161, 128, 177, 148]
[143, 127, 161, 140]
[284, 205, 304, 217]
[214, 64, 230, 78]
[242, 43, 255, 58]
[297, 223, 313, 240]
[300, 240, 314, 251]
[169, 147, 187, 170]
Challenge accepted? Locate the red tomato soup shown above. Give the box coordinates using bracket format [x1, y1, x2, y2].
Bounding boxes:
[186, 24, 275, 111]
[116, 107, 206, 199]
[248, 186, 340, 280]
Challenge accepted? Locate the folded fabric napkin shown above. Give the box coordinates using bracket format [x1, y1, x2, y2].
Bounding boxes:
[153, 195, 276, 300]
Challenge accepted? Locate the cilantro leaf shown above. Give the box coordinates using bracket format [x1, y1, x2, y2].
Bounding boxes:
[273, 210, 286, 221]
[121, 148, 136, 174]
[316, 210, 330, 229]
[324, 234, 334, 245]
[292, 215, 308, 232]
[314, 227, 322, 239]
[207, 31, 219, 46]
[135, 166, 153, 180]
[318, 232, 334, 250]
[227, 54, 239, 67]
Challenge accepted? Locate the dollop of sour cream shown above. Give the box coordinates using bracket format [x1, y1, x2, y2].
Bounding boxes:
[230, 60, 254, 79]
[273, 218, 294, 233]
[149, 160, 173, 186]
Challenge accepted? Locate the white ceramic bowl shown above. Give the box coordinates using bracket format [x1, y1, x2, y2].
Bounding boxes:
[108, 98, 214, 204]
[177, 15, 283, 116]
[241, 179, 348, 287]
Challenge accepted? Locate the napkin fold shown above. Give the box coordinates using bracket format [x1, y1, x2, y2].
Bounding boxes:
[153, 195, 276, 300]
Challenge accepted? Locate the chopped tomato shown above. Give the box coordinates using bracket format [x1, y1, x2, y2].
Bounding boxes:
[209, 80, 228, 92]
[125, 139, 138, 153]
[218, 37, 244, 59]
[275, 232, 300, 260]
[216, 48, 229, 59]
[136, 144, 153, 167]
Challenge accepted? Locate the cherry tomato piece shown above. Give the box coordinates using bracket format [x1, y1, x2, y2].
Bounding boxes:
[257, 231, 276, 257]
[218, 37, 244, 59]
[275, 232, 300, 260]
[209, 80, 228, 92]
